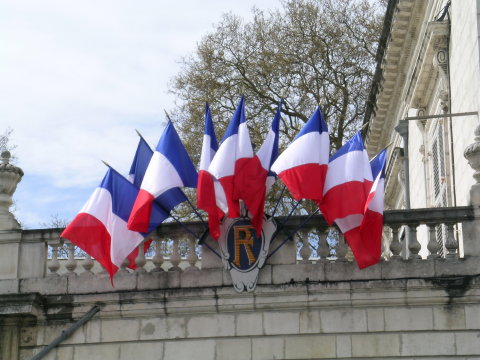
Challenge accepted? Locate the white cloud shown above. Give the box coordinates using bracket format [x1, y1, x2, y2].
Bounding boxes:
[0, 0, 281, 228]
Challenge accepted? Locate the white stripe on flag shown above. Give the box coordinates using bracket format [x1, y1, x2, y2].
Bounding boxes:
[141, 151, 184, 197]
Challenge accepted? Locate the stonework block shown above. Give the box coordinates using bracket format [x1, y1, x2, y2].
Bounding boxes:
[367, 308, 385, 331]
[55, 346, 74, 360]
[73, 343, 120, 360]
[236, 312, 263, 336]
[163, 339, 215, 360]
[216, 338, 251, 360]
[167, 270, 181, 288]
[455, 331, 480, 354]
[384, 307, 433, 331]
[0, 279, 19, 294]
[299, 310, 321, 334]
[381, 259, 435, 279]
[263, 311, 299, 335]
[100, 318, 140, 342]
[272, 263, 324, 284]
[257, 264, 272, 284]
[351, 334, 400, 357]
[119, 341, 163, 359]
[140, 316, 186, 340]
[336, 335, 351, 358]
[284, 334, 336, 359]
[67, 274, 115, 294]
[20, 276, 66, 295]
[44, 323, 85, 345]
[186, 314, 235, 338]
[400, 332, 455, 356]
[433, 306, 466, 330]
[465, 304, 480, 328]
[251, 337, 284, 360]
[267, 235, 296, 265]
[84, 319, 101, 343]
[180, 267, 222, 288]
[135, 271, 168, 290]
[319, 309, 367, 333]
[324, 261, 381, 282]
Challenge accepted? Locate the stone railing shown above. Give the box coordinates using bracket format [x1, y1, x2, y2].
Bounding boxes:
[3, 205, 473, 293]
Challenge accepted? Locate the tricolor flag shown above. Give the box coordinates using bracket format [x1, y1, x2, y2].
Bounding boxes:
[244, 100, 283, 233]
[351, 148, 387, 269]
[319, 131, 373, 225]
[319, 131, 374, 268]
[61, 168, 169, 281]
[271, 107, 329, 202]
[208, 97, 254, 219]
[128, 121, 198, 233]
[197, 103, 225, 240]
[256, 99, 282, 192]
[128, 136, 153, 187]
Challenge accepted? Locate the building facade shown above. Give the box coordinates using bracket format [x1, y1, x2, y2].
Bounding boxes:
[2, 1, 480, 359]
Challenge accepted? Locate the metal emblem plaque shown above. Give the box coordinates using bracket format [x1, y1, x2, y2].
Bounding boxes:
[218, 215, 276, 292]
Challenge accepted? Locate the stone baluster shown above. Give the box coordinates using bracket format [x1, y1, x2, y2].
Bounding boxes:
[316, 230, 330, 262]
[426, 223, 441, 259]
[408, 223, 422, 259]
[186, 237, 199, 271]
[81, 253, 94, 275]
[169, 235, 182, 271]
[134, 242, 147, 273]
[336, 233, 348, 261]
[117, 257, 130, 274]
[48, 243, 60, 276]
[152, 238, 165, 272]
[444, 223, 458, 258]
[299, 231, 311, 263]
[65, 242, 77, 275]
[389, 225, 402, 259]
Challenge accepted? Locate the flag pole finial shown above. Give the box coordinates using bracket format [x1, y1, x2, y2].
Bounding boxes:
[164, 110, 172, 123]
[101, 160, 112, 168]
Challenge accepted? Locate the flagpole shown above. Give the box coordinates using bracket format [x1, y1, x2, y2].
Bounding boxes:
[267, 208, 319, 260]
[269, 199, 302, 244]
[271, 184, 286, 217]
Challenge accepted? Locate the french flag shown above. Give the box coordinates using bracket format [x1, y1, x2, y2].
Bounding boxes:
[128, 135, 153, 187]
[319, 131, 373, 225]
[197, 103, 225, 240]
[243, 100, 282, 234]
[60, 168, 169, 281]
[351, 148, 387, 269]
[256, 99, 282, 192]
[128, 120, 198, 233]
[271, 107, 329, 202]
[208, 97, 254, 219]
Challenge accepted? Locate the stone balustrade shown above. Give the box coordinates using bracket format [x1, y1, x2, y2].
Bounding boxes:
[0, 204, 473, 297]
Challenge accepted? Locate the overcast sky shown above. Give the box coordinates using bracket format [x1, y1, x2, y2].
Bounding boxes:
[0, 0, 281, 228]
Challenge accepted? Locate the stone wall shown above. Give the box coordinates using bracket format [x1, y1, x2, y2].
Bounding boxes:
[10, 275, 480, 360]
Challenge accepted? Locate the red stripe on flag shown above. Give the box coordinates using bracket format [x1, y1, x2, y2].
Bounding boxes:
[128, 189, 155, 233]
[234, 156, 268, 235]
[344, 210, 383, 269]
[278, 163, 327, 201]
[61, 213, 118, 279]
[319, 180, 373, 225]
[219, 175, 240, 218]
[197, 170, 222, 240]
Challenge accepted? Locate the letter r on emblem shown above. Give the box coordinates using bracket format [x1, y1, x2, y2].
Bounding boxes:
[233, 225, 256, 267]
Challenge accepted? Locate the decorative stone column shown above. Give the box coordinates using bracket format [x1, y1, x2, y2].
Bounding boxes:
[0, 151, 23, 231]
[463, 125, 480, 257]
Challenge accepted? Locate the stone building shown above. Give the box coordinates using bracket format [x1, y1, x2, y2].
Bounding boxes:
[1, 0, 480, 359]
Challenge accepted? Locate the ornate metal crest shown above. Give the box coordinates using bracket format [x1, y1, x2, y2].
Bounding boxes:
[218, 215, 276, 292]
